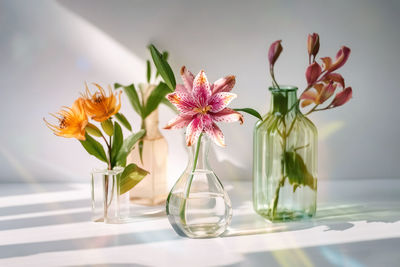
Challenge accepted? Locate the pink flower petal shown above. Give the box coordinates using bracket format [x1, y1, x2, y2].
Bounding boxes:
[175, 84, 188, 94]
[330, 87, 352, 107]
[164, 115, 192, 130]
[321, 57, 332, 71]
[167, 92, 197, 115]
[301, 99, 314, 108]
[180, 66, 194, 91]
[329, 46, 351, 72]
[211, 108, 244, 124]
[319, 82, 337, 103]
[185, 116, 204, 146]
[324, 73, 345, 88]
[208, 92, 237, 113]
[212, 75, 236, 94]
[204, 122, 225, 147]
[300, 90, 318, 101]
[305, 62, 322, 86]
[193, 70, 211, 106]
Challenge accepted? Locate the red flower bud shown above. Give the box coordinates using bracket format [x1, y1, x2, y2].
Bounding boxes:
[331, 87, 352, 107]
[268, 40, 283, 67]
[307, 33, 320, 57]
[305, 62, 322, 86]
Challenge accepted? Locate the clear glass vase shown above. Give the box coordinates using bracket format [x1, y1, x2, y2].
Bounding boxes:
[128, 84, 168, 205]
[91, 167, 130, 223]
[166, 134, 232, 238]
[253, 86, 318, 221]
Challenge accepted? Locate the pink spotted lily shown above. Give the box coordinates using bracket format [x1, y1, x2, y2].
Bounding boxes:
[165, 66, 244, 147]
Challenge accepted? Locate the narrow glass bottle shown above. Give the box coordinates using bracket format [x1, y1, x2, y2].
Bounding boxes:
[166, 134, 232, 238]
[128, 84, 168, 205]
[253, 86, 318, 221]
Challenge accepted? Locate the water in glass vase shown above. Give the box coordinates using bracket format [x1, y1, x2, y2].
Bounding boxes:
[253, 86, 317, 221]
[166, 136, 232, 238]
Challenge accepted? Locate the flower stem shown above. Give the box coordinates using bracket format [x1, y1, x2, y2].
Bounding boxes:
[179, 133, 203, 223]
[270, 66, 280, 90]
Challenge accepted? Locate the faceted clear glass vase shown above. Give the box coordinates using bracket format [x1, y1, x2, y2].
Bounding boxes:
[253, 86, 318, 222]
[91, 167, 130, 223]
[166, 135, 232, 238]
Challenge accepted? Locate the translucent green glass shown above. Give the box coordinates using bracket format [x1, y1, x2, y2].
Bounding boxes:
[253, 86, 318, 221]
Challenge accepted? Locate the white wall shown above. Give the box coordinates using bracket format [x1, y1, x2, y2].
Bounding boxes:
[0, 0, 399, 184]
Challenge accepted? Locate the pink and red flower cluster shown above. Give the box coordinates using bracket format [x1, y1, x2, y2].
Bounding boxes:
[301, 34, 352, 110]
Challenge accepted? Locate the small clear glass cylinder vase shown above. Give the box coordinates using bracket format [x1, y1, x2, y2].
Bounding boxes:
[253, 86, 318, 221]
[166, 135, 232, 238]
[91, 167, 130, 223]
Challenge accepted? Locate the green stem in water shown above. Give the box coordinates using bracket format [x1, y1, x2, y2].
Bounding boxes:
[271, 110, 288, 219]
[179, 133, 203, 223]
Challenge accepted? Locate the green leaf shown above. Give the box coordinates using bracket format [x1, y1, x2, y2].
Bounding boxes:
[119, 163, 149, 195]
[143, 82, 172, 118]
[79, 133, 108, 163]
[85, 123, 102, 137]
[284, 151, 316, 191]
[234, 108, 263, 121]
[115, 83, 143, 118]
[161, 97, 178, 113]
[146, 60, 151, 84]
[156, 51, 170, 78]
[149, 44, 176, 90]
[101, 119, 114, 136]
[115, 129, 146, 166]
[111, 122, 123, 167]
[115, 113, 132, 131]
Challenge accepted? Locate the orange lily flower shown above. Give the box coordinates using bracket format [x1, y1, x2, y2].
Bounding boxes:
[82, 83, 121, 122]
[44, 98, 88, 140]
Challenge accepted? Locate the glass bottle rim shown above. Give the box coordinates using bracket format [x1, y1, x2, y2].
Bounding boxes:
[269, 85, 298, 92]
[92, 166, 124, 175]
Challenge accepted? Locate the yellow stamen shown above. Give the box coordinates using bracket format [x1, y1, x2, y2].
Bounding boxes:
[193, 105, 211, 114]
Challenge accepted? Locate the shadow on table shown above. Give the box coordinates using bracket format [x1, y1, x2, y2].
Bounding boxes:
[0, 228, 180, 259]
[223, 202, 400, 237]
[0, 184, 79, 197]
[223, 237, 400, 267]
[0, 200, 166, 231]
[0, 199, 90, 217]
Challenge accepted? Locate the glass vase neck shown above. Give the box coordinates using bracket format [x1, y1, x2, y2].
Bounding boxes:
[269, 85, 299, 115]
[187, 134, 211, 171]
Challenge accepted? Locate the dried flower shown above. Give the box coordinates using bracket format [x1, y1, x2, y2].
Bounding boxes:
[44, 98, 88, 140]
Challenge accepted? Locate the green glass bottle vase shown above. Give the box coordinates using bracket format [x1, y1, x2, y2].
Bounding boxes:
[253, 86, 318, 221]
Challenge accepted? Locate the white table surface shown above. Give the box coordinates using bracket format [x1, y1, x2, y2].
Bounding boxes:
[0, 179, 399, 267]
